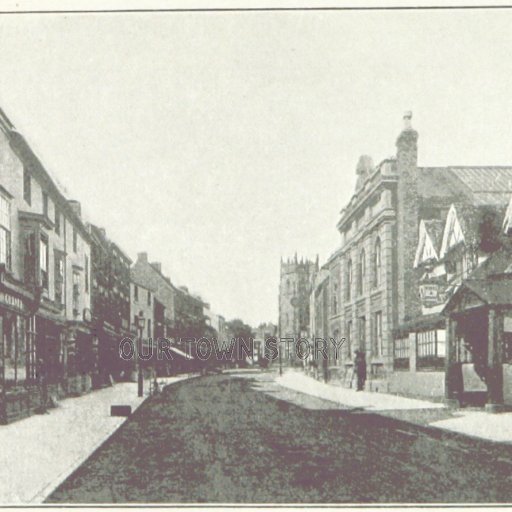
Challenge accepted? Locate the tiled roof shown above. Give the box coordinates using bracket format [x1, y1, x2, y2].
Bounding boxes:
[417, 167, 464, 199]
[464, 276, 512, 306]
[448, 166, 512, 193]
[418, 166, 512, 206]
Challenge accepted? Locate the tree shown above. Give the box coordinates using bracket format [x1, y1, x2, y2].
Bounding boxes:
[225, 319, 254, 368]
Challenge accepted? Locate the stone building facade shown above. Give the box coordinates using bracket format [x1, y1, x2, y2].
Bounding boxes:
[333, 111, 512, 397]
[131, 252, 176, 338]
[0, 107, 93, 422]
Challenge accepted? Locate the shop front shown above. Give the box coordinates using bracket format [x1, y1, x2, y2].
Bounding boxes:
[65, 321, 96, 396]
[0, 286, 33, 424]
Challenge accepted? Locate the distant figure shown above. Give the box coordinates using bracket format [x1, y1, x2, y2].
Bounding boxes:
[354, 350, 367, 391]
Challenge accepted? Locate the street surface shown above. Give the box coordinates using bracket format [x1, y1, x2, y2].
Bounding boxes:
[48, 372, 512, 503]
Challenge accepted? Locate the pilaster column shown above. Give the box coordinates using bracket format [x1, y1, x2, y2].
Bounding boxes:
[487, 308, 504, 408]
[444, 315, 459, 406]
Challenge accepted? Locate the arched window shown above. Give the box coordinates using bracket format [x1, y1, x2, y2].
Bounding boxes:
[374, 237, 381, 288]
[358, 249, 366, 295]
[346, 259, 352, 301]
[332, 283, 339, 315]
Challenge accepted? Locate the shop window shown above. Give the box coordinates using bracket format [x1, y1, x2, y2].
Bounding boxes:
[3, 315, 26, 386]
[417, 329, 445, 369]
[0, 193, 11, 269]
[394, 337, 410, 370]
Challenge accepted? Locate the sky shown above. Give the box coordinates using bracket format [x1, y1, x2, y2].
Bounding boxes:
[1, 5, 512, 326]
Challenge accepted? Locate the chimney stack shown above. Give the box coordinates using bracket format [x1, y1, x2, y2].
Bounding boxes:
[137, 252, 148, 263]
[68, 200, 81, 218]
[151, 262, 162, 273]
[396, 111, 418, 165]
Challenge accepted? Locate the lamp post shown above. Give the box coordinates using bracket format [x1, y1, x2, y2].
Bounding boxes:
[135, 312, 146, 397]
[278, 336, 282, 376]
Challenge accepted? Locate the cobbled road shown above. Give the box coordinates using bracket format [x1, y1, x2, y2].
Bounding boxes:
[47, 372, 512, 503]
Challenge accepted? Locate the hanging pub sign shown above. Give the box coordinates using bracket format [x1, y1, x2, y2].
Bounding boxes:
[0, 292, 24, 313]
[504, 316, 512, 333]
[419, 284, 440, 306]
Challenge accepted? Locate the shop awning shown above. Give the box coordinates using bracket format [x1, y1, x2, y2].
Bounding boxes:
[169, 345, 194, 360]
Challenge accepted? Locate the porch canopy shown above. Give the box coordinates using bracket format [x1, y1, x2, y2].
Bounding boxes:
[443, 274, 512, 315]
[442, 273, 512, 406]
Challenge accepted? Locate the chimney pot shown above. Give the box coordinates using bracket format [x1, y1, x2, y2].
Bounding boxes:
[403, 111, 413, 130]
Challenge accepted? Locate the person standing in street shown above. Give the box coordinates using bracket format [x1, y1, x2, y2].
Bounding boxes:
[354, 350, 367, 391]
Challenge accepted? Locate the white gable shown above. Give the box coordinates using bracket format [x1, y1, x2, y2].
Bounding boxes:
[414, 220, 439, 268]
[503, 195, 512, 234]
[440, 205, 465, 258]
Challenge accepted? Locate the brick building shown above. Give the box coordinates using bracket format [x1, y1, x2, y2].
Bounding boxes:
[89, 224, 133, 384]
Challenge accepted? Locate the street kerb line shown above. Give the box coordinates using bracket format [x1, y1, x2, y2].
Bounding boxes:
[28, 375, 196, 504]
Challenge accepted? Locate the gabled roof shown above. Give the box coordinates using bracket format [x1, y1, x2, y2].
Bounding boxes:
[503, 194, 512, 234]
[439, 202, 506, 258]
[414, 218, 445, 267]
[461, 277, 512, 306]
[418, 166, 512, 207]
[444, 272, 512, 314]
[424, 219, 444, 250]
[129, 269, 156, 293]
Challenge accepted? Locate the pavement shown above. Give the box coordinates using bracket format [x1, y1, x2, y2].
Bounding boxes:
[0, 374, 193, 505]
[276, 370, 512, 444]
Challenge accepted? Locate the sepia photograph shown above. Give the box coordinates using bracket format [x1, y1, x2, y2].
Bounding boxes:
[1, 0, 512, 506]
